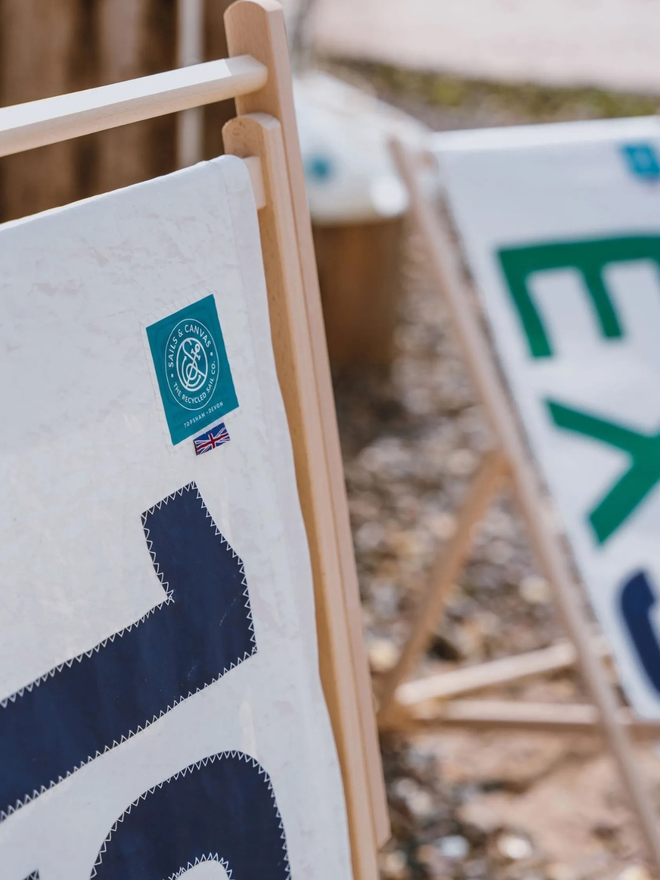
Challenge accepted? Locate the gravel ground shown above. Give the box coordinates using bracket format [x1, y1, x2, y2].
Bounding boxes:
[328, 76, 660, 877]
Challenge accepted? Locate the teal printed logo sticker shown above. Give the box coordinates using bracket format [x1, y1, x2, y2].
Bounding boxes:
[147, 295, 238, 445]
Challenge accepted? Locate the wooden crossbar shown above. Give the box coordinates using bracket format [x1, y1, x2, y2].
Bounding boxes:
[404, 699, 660, 739]
[377, 449, 508, 724]
[396, 638, 609, 707]
[0, 55, 267, 158]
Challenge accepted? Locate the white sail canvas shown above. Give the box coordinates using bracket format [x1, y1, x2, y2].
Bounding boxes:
[433, 116, 660, 719]
[0, 155, 353, 880]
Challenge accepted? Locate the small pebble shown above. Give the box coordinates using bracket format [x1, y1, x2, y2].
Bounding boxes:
[519, 574, 551, 605]
[391, 776, 418, 800]
[486, 539, 514, 565]
[368, 638, 398, 673]
[389, 529, 429, 558]
[497, 832, 534, 861]
[617, 866, 652, 880]
[546, 863, 579, 880]
[355, 521, 386, 552]
[438, 834, 470, 859]
[429, 511, 457, 540]
[380, 850, 407, 880]
[370, 579, 399, 618]
[408, 788, 434, 819]
[447, 448, 478, 476]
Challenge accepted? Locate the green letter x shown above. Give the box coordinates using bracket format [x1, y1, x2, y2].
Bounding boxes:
[547, 400, 660, 545]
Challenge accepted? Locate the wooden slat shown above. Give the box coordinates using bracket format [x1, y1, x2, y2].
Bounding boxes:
[377, 449, 508, 724]
[397, 639, 609, 706]
[0, 56, 267, 159]
[405, 699, 660, 739]
[226, 0, 390, 854]
[224, 111, 379, 880]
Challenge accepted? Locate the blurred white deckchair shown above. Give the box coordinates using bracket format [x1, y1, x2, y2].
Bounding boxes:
[382, 119, 660, 872]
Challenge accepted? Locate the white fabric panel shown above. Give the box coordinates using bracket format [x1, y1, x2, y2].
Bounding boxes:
[0, 156, 352, 880]
[433, 116, 660, 719]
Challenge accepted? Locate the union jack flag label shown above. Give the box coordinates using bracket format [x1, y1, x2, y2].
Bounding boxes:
[193, 421, 230, 456]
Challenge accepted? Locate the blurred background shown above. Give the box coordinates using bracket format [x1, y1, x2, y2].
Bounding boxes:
[4, 1, 660, 878]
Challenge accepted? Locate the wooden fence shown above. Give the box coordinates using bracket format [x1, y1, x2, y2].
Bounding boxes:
[0, 0, 234, 221]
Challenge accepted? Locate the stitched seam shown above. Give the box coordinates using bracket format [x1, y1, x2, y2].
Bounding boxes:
[0, 482, 257, 822]
[168, 854, 232, 880]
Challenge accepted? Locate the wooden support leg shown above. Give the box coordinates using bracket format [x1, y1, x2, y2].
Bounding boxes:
[226, 0, 389, 851]
[377, 448, 509, 726]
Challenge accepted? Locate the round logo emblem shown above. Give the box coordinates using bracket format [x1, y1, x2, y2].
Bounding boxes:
[165, 318, 219, 410]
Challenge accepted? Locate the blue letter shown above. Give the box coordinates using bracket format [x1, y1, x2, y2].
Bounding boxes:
[91, 753, 290, 880]
[0, 482, 256, 820]
[621, 570, 660, 695]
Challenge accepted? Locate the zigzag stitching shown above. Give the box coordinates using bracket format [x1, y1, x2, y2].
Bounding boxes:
[23, 873, 40, 880]
[167, 853, 232, 880]
[143, 483, 257, 655]
[0, 482, 257, 822]
[90, 751, 291, 880]
[0, 594, 174, 710]
[0, 648, 259, 822]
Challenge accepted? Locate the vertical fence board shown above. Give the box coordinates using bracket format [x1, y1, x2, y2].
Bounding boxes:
[203, 0, 235, 160]
[0, 0, 93, 220]
[0, 0, 178, 222]
[93, 0, 176, 193]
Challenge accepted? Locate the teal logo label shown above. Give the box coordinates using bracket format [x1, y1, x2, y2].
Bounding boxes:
[166, 317, 217, 408]
[147, 295, 238, 445]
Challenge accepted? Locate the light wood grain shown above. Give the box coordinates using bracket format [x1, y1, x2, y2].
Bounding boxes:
[224, 111, 380, 880]
[226, 0, 390, 853]
[397, 639, 609, 706]
[0, 56, 267, 159]
[378, 449, 508, 724]
[404, 699, 660, 739]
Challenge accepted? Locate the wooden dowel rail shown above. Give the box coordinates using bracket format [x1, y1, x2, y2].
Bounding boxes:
[404, 699, 660, 739]
[0, 56, 267, 158]
[397, 638, 610, 707]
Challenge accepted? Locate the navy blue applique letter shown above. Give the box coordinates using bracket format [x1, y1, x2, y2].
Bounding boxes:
[0, 482, 256, 819]
[91, 752, 290, 880]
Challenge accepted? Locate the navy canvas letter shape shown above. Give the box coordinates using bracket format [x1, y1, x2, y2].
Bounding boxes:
[91, 752, 291, 880]
[621, 570, 660, 696]
[0, 482, 256, 820]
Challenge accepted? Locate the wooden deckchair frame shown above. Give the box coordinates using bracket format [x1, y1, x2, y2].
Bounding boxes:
[0, 4, 388, 878]
[384, 139, 660, 874]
